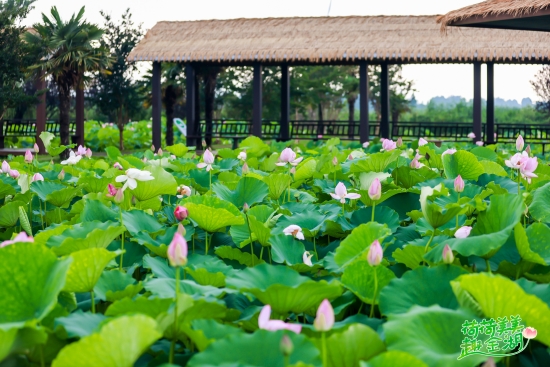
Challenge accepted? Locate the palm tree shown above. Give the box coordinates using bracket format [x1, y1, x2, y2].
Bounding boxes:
[25, 6, 111, 155]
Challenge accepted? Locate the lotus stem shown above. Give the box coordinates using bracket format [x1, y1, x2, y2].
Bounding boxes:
[39, 344, 45, 367]
[455, 193, 460, 229]
[245, 212, 255, 266]
[517, 171, 521, 196]
[90, 291, 95, 314]
[204, 232, 209, 255]
[341, 202, 345, 217]
[321, 332, 328, 367]
[209, 170, 212, 193]
[485, 258, 492, 274]
[371, 202, 376, 222]
[39, 200, 44, 230]
[370, 267, 378, 318]
[119, 211, 125, 271]
[424, 231, 436, 254]
[169, 267, 180, 364]
[260, 246, 264, 261]
[313, 236, 318, 261]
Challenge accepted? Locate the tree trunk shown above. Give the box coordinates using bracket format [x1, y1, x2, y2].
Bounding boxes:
[58, 85, 71, 159]
[117, 108, 124, 151]
[164, 85, 176, 147]
[316, 103, 323, 140]
[392, 110, 399, 137]
[204, 71, 218, 148]
[348, 96, 356, 139]
[194, 75, 202, 150]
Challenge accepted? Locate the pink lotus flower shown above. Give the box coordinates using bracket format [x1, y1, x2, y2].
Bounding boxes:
[418, 138, 428, 146]
[523, 327, 537, 339]
[410, 158, 423, 169]
[362, 142, 370, 148]
[77, 145, 87, 156]
[467, 132, 476, 139]
[177, 185, 192, 198]
[114, 162, 123, 170]
[197, 149, 215, 171]
[174, 206, 189, 221]
[441, 148, 457, 158]
[396, 137, 403, 147]
[32, 173, 44, 182]
[368, 178, 381, 201]
[476, 141, 484, 146]
[283, 225, 304, 240]
[0, 232, 33, 248]
[382, 139, 396, 151]
[454, 226, 472, 238]
[276, 148, 303, 167]
[107, 183, 118, 197]
[505, 152, 538, 179]
[303, 251, 314, 266]
[34, 143, 39, 153]
[331, 182, 361, 203]
[9, 169, 19, 179]
[1, 161, 10, 173]
[24, 150, 33, 163]
[242, 162, 250, 174]
[367, 240, 383, 266]
[454, 175, 464, 193]
[516, 135, 524, 151]
[58, 169, 65, 180]
[258, 305, 302, 333]
[167, 232, 188, 267]
[314, 299, 334, 332]
[85, 148, 92, 158]
[442, 244, 454, 264]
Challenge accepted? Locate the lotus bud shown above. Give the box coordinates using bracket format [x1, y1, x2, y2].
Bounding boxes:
[114, 162, 123, 170]
[174, 205, 189, 221]
[58, 169, 65, 181]
[131, 195, 137, 206]
[32, 173, 44, 182]
[280, 335, 294, 357]
[238, 151, 247, 161]
[202, 140, 207, 148]
[314, 299, 335, 332]
[367, 240, 383, 266]
[368, 178, 382, 201]
[151, 144, 155, 151]
[33, 143, 39, 153]
[481, 358, 496, 367]
[516, 135, 524, 151]
[523, 327, 537, 339]
[467, 132, 476, 139]
[158, 148, 163, 156]
[242, 162, 250, 175]
[442, 244, 454, 264]
[454, 226, 472, 239]
[396, 137, 403, 147]
[290, 167, 296, 175]
[114, 188, 125, 204]
[418, 138, 428, 146]
[85, 148, 92, 158]
[332, 156, 338, 166]
[167, 232, 188, 267]
[454, 175, 464, 193]
[362, 141, 370, 149]
[243, 202, 250, 213]
[476, 141, 484, 146]
[526, 145, 531, 155]
[9, 169, 19, 179]
[107, 183, 117, 197]
[1, 161, 10, 173]
[24, 150, 33, 163]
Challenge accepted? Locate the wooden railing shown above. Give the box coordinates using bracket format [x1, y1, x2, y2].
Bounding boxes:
[0, 119, 77, 149]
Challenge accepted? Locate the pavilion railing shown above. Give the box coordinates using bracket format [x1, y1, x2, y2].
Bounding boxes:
[0, 119, 77, 149]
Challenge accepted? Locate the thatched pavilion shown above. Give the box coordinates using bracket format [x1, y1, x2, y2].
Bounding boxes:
[128, 15, 550, 149]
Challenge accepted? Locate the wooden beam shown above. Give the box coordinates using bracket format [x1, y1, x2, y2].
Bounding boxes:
[486, 62, 495, 144]
[473, 62, 482, 143]
[280, 64, 290, 141]
[380, 64, 390, 139]
[185, 64, 196, 148]
[152, 61, 162, 152]
[75, 86, 85, 147]
[35, 71, 46, 154]
[252, 63, 263, 137]
[359, 61, 369, 143]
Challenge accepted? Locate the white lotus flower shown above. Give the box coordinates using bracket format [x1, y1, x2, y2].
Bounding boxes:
[197, 149, 215, 171]
[61, 151, 82, 165]
[303, 251, 314, 266]
[283, 225, 304, 240]
[330, 182, 361, 204]
[116, 168, 154, 191]
[237, 151, 247, 161]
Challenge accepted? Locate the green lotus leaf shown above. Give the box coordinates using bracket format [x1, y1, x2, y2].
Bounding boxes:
[214, 246, 264, 267]
[0, 328, 17, 361]
[0, 244, 71, 329]
[420, 184, 463, 229]
[54, 310, 107, 339]
[105, 295, 173, 319]
[360, 351, 428, 367]
[79, 198, 119, 222]
[442, 150, 484, 180]
[46, 221, 125, 256]
[269, 234, 306, 265]
[479, 161, 507, 177]
[426, 194, 523, 261]
[0, 180, 16, 199]
[451, 273, 550, 346]
[529, 181, 550, 222]
[516, 278, 550, 308]
[266, 173, 291, 200]
[470, 146, 498, 162]
[275, 210, 327, 238]
[392, 245, 426, 270]
[212, 177, 268, 209]
[188, 319, 244, 352]
[30, 181, 81, 208]
[166, 143, 188, 157]
[384, 305, 486, 367]
[231, 208, 275, 247]
[186, 267, 226, 287]
[514, 223, 550, 265]
[144, 278, 228, 300]
[51, 315, 161, 367]
[391, 166, 439, 189]
[131, 165, 177, 202]
[379, 265, 468, 316]
[341, 262, 395, 305]
[63, 248, 119, 293]
[77, 174, 112, 194]
[350, 206, 400, 232]
[187, 329, 320, 367]
[358, 188, 405, 207]
[0, 200, 25, 227]
[350, 150, 401, 173]
[225, 263, 342, 315]
[312, 324, 385, 367]
[121, 209, 163, 236]
[183, 195, 244, 232]
[294, 158, 317, 181]
[93, 270, 143, 302]
[334, 222, 392, 269]
[134, 225, 179, 257]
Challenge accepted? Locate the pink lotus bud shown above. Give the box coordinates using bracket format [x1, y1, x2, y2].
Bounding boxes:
[203, 149, 215, 164]
[34, 143, 39, 153]
[280, 335, 294, 356]
[177, 223, 186, 236]
[114, 188, 125, 204]
[32, 173, 44, 182]
[58, 169, 65, 181]
[382, 139, 396, 151]
[158, 148, 163, 156]
[362, 141, 370, 148]
[348, 154, 353, 160]
[454, 175, 464, 193]
[167, 232, 188, 267]
[77, 145, 87, 155]
[114, 162, 123, 170]
[107, 183, 118, 197]
[410, 158, 421, 169]
[368, 178, 382, 201]
[442, 244, 454, 264]
[467, 132, 476, 139]
[314, 299, 335, 332]
[476, 141, 484, 146]
[290, 167, 296, 174]
[0, 231, 34, 248]
[85, 148, 92, 158]
[454, 226, 472, 239]
[24, 150, 33, 163]
[243, 203, 250, 213]
[242, 162, 250, 175]
[9, 169, 19, 179]
[332, 156, 338, 166]
[418, 138, 428, 146]
[151, 145, 155, 151]
[1, 161, 10, 173]
[367, 240, 383, 266]
[523, 327, 537, 339]
[516, 135, 524, 151]
[174, 205, 189, 221]
[396, 137, 403, 147]
[525, 145, 531, 155]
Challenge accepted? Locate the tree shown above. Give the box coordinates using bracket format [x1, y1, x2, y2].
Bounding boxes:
[92, 8, 144, 150]
[531, 66, 550, 121]
[369, 65, 415, 124]
[25, 6, 112, 155]
[0, 0, 38, 120]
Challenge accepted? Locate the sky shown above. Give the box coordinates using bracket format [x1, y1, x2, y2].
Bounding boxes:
[23, 0, 543, 104]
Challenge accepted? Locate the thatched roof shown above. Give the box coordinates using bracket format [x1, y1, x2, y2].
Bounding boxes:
[128, 15, 550, 64]
[438, 0, 550, 30]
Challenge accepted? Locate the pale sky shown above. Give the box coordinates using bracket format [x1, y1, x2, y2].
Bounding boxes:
[24, 0, 543, 104]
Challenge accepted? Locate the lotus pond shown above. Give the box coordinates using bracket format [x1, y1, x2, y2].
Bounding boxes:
[1, 133, 550, 367]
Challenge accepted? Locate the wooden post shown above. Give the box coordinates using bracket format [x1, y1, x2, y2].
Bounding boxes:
[380, 63, 390, 139]
[486, 62, 495, 144]
[152, 61, 162, 152]
[473, 62, 482, 143]
[280, 63, 290, 141]
[185, 64, 196, 148]
[35, 71, 46, 154]
[252, 63, 263, 137]
[359, 61, 369, 143]
[76, 86, 85, 146]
